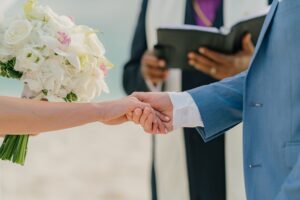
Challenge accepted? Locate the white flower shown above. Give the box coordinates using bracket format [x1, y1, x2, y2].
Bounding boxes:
[86, 33, 105, 57]
[40, 35, 61, 50]
[15, 46, 44, 72]
[22, 71, 43, 92]
[70, 67, 108, 102]
[44, 6, 74, 29]
[4, 20, 32, 46]
[1, 0, 112, 102]
[24, 0, 46, 21]
[40, 59, 65, 94]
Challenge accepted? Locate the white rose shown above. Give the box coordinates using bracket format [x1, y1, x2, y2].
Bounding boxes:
[4, 20, 32, 46]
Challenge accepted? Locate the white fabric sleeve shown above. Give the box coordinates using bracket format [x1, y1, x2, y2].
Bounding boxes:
[168, 92, 204, 130]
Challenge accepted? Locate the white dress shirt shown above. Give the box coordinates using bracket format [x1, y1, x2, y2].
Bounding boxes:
[168, 92, 204, 130]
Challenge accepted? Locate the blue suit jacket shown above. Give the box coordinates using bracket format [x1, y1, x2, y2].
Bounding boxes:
[188, 0, 300, 199]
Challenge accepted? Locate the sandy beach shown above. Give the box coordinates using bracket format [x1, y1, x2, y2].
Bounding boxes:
[0, 123, 152, 200]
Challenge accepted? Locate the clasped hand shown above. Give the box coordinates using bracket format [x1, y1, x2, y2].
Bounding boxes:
[104, 92, 173, 134]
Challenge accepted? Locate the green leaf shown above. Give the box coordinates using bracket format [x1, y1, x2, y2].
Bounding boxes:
[8, 58, 16, 67]
[64, 92, 78, 102]
[42, 89, 48, 96]
[0, 58, 22, 79]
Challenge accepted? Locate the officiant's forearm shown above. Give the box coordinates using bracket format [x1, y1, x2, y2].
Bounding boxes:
[0, 96, 100, 135]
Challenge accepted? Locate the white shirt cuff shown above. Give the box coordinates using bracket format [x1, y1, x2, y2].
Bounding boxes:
[168, 92, 204, 130]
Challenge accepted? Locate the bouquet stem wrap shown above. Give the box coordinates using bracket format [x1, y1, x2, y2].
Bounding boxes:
[0, 135, 29, 165]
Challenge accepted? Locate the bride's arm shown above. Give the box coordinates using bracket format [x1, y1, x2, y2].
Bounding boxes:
[0, 96, 102, 135]
[0, 96, 153, 136]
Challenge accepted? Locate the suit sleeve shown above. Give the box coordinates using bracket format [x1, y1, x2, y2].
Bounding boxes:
[122, 0, 149, 95]
[187, 71, 246, 142]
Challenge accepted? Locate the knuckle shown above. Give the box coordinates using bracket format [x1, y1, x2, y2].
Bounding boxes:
[131, 92, 137, 96]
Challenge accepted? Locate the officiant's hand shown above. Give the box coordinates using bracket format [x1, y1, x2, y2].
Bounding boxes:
[188, 33, 254, 80]
[141, 51, 169, 85]
[128, 92, 173, 134]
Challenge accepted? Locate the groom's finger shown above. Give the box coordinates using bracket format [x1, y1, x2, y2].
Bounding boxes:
[132, 108, 143, 124]
[156, 111, 171, 122]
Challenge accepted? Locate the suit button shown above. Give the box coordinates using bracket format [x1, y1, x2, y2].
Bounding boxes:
[250, 102, 263, 107]
[249, 164, 262, 168]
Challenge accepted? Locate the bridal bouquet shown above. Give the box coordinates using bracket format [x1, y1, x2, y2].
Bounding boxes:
[0, 0, 112, 165]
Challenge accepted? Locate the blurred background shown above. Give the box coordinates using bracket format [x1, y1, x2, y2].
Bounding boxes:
[0, 0, 153, 200]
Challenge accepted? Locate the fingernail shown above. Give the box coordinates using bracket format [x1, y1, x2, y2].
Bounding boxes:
[165, 116, 170, 121]
[189, 60, 194, 66]
[165, 128, 168, 134]
[199, 48, 205, 53]
[159, 60, 166, 67]
[188, 53, 194, 58]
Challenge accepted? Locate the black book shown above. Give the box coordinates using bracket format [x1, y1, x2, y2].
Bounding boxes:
[154, 12, 267, 70]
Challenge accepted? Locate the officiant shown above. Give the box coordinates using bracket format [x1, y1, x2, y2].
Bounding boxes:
[123, 0, 271, 200]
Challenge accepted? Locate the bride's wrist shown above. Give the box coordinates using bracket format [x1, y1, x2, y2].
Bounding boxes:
[79, 103, 105, 123]
[93, 102, 110, 122]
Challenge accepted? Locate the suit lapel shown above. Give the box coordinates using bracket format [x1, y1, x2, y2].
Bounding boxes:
[250, 0, 279, 64]
[213, 0, 224, 28]
[184, 0, 195, 25]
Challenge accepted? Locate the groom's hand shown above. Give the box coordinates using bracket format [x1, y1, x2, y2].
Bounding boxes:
[100, 96, 151, 125]
[129, 92, 173, 134]
[100, 97, 168, 133]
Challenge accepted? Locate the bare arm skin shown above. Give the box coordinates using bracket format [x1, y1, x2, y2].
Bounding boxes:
[0, 96, 157, 136]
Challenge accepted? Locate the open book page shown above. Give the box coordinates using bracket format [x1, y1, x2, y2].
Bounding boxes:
[158, 5, 269, 36]
[158, 24, 219, 33]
